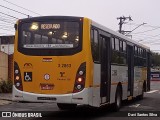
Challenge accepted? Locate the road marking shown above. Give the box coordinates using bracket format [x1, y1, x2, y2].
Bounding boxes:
[0, 100, 11, 106]
[146, 90, 159, 93]
[129, 104, 140, 108]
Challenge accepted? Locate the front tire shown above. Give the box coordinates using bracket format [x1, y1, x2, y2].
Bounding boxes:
[57, 103, 77, 110]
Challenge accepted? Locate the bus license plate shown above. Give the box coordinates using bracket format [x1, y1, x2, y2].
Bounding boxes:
[40, 84, 54, 90]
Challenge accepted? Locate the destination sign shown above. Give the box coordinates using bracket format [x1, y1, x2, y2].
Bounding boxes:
[41, 24, 60, 29]
[23, 44, 73, 48]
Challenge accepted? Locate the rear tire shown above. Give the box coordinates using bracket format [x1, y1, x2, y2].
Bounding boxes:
[113, 86, 122, 111]
[57, 103, 77, 110]
[138, 87, 144, 100]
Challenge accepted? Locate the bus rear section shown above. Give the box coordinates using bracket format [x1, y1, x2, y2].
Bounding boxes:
[12, 16, 93, 108]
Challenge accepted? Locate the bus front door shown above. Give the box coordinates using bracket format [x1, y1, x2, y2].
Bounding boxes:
[100, 36, 111, 104]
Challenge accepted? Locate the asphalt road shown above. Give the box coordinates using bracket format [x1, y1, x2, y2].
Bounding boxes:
[0, 81, 160, 120]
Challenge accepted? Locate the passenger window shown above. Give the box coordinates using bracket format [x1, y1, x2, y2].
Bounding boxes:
[123, 41, 126, 52]
[112, 38, 115, 50]
[119, 40, 123, 52]
[115, 38, 119, 51]
[91, 29, 99, 62]
[134, 46, 138, 55]
[94, 30, 98, 44]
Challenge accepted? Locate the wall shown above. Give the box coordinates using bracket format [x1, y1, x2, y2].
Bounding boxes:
[8, 54, 13, 81]
[0, 51, 8, 81]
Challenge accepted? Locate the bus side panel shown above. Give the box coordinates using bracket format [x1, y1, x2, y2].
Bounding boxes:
[92, 63, 101, 107]
[119, 66, 128, 100]
[133, 67, 141, 97]
[110, 65, 128, 103]
[134, 66, 147, 97]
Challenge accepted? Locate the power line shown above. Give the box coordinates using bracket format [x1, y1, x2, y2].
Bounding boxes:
[0, 27, 14, 31]
[0, 24, 14, 29]
[133, 34, 160, 40]
[0, 4, 30, 17]
[132, 34, 160, 44]
[152, 50, 160, 51]
[131, 33, 160, 44]
[137, 38, 160, 44]
[126, 22, 160, 28]
[141, 38, 160, 44]
[0, 15, 16, 23]
[0, 11, 18, 19]
[0, 18, 15, 24]
[0, 27, 14, 32]
[0, 23, 13, 26]
[125, 22, 147, 35]
[0, 14, 17, 20]
[0, 32, 7, 34]
[132, 33, 160, 37]
[3, 0, 41, 16]
[132, 27, 160, 34]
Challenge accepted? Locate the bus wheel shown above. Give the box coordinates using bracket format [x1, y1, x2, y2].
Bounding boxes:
[138, 87, 144, 100]
[57, 103, 77, 110]
[113, 86, 122, 111]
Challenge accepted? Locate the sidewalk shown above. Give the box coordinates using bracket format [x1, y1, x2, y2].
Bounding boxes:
[0, 93, 12, 101]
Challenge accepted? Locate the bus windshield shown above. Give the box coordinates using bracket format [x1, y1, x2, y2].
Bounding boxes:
[20, 21, 80, 49]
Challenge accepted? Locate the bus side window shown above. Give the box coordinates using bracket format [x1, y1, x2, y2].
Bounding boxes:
[91, 29, 99, 62]
[134, 46, 138, 55]
[119, 41, 127, 65]
[120, 40, 124, 52]
[143, 49, 146, 58]
[115, 38, 119, 51]
[112, 38, 115, 50]
[123, 41, 126, 52]
[138, 47, 140, 56]
[91, 29, 94, 43]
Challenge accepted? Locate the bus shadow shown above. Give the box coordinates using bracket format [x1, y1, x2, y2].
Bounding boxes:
[36, 97, 151, 120]
[41, 105, 117, 119]
[122, 96, 152, 109]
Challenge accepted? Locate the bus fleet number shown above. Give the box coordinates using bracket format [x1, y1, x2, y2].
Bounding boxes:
[58, 64, 71, 68]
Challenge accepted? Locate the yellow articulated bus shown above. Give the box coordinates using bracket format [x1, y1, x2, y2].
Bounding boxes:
[13, 16, 151, 111]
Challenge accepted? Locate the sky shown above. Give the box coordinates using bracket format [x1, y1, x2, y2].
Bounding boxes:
[0, 0, 160, 52]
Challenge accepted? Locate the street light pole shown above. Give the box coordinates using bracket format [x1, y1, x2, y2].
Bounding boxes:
[125, 22, 147, 35]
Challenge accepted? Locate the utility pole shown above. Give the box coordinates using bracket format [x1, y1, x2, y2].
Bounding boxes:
[117, 16, 133, 34]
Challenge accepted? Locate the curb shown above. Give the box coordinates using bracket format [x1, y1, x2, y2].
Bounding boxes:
[0, 98, 12, 101]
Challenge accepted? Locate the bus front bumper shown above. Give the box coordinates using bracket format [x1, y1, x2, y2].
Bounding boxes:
[12, 85, 92, 105]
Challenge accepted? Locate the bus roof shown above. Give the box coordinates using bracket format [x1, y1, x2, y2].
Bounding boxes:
[90, 19, 150, 50]
[18, 16, 149, 50]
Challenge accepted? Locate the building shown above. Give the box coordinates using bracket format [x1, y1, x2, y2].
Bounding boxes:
[0, 51, 8, 81]
[0, 35, 14, 55]
[0, 35, 14, 81]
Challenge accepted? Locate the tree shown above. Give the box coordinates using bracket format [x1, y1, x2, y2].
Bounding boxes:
[151, 52, 160, 67]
